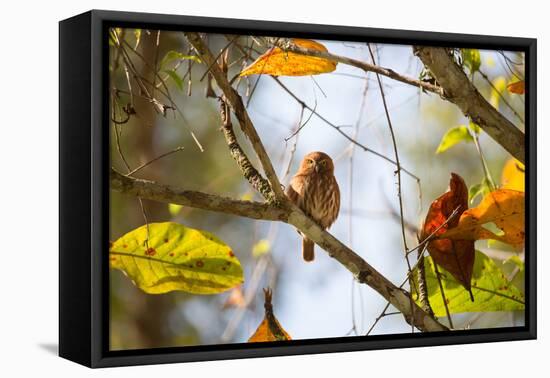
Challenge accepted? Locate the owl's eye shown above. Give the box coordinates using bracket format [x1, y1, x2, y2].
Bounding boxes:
[307, 159, 314, 165]
[320, 160, 327, 166]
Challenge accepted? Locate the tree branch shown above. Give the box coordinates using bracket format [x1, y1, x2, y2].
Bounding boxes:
[284, 204, 448, 332]
[174, 33, 448, 331]
[185, 32, 286, 201]
[267, 37, 443, 95]
[261, 39, 524, 163]
[111, 168, 447, 332]
[110, 169, 288, 221]
[414, 46, 525, 163]
[219, 97, 275, 201]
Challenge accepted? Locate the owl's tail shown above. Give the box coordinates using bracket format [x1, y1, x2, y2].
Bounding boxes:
[302, 238, 315, 262]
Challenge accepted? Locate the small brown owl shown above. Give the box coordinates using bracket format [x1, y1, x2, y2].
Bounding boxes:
[286, 151, 340, 262]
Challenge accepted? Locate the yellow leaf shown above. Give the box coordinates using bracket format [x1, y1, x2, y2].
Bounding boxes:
[240, 39, 336, 77]
[507, 80, 525, 95]
[248, 288, 291, 342]
[110, 222, 244, 294]
[440, 190, 525, 246]
[501, 158, 525, 192]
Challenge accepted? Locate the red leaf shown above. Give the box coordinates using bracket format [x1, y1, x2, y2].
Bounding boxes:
[421, 173, 475, 295]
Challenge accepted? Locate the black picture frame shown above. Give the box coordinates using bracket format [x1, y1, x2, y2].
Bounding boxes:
[59, 9, 537, 368]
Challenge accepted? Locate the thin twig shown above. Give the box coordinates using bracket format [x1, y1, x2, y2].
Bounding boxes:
[478, 70, 524, 124]
[199, 36, 239, 82]
[416, 244, 434, 316]
[284, 101, 317, 141]
[368, 44, 415, 333]
[414, 46, 525, 163]
[111, 103, 150, 249]
[152, 30, 161, 99]
[280, 108, 304, 180]
[272, 77, 421, 183]
[266, 37, 443, 95]
[434, 262, 454, 329]
[349, 70, 370, 335]
[124, 146, 185, 177]
[366, 206, 461, 335]
[181, 32, 447, 333]
[186, 32, 285, 201]
[112, 32, 204, 152]
[471, 131, 496, 190]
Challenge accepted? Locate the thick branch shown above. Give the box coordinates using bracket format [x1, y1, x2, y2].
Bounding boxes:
[185, 32, 286, 201]
[414, 46, 525, 163]
[267, 38, 443, 95]
[284, 204, 447, 332]
[111, 169, 447, 333]
[110, 169, 287, 221]
[219, 98, 275, 201]
[263, 39, 524, 163]
[172, 33, 448, 332]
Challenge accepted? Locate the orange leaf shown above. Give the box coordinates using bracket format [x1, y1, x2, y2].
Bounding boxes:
[507, 80, 525, 94]
[501, 158, 525, 192]
[440, 189, 525, 247]
[421, 173, 475, 293]
[248, 288, 291, 342]
[239, 38, 336, 77]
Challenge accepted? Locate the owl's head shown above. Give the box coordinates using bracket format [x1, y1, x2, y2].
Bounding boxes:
[299, 151, 335, 175]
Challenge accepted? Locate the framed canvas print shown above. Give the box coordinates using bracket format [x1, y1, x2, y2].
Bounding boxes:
[59, 10, 536, 368]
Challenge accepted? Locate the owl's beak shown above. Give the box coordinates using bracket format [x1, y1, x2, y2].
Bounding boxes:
[314, 163, 320, 173]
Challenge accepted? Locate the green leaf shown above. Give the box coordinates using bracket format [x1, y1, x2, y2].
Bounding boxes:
[462, 48, 481, 74]
[468, 183, 483, 203]
[413, 251, 524, 316]
[436, 125, 474, 154]
[468, 178, 491, 204]
[160, 50, 201, 68]
[163, 70, 184, 91]
[110, 222, 244, 295]
[252, 239, 271, 257]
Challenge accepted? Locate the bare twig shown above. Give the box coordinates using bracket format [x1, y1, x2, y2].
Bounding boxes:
[266, 37, 443, 95]
[348, 71, 369, 335]
[110, 173, 448, 333]
[111, 103, 150, 249]
[177, 32, 448, 333]
[124, 146, 185, 177]
[185, 32, 285, 202]
[111, 31, 204, 151]
[368, 44, 415, 333]
[478, 69, 524, 124]
[471, 130, 496, 190]
[366, 206, 461, 335]
[434, 262, 454, 329]
[272, 77, 421, 183]
[416, 244, 434, 316]
[219, 97, 275, 201]
[284, 102, 317, 141]
[111, 169, 288, 221]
